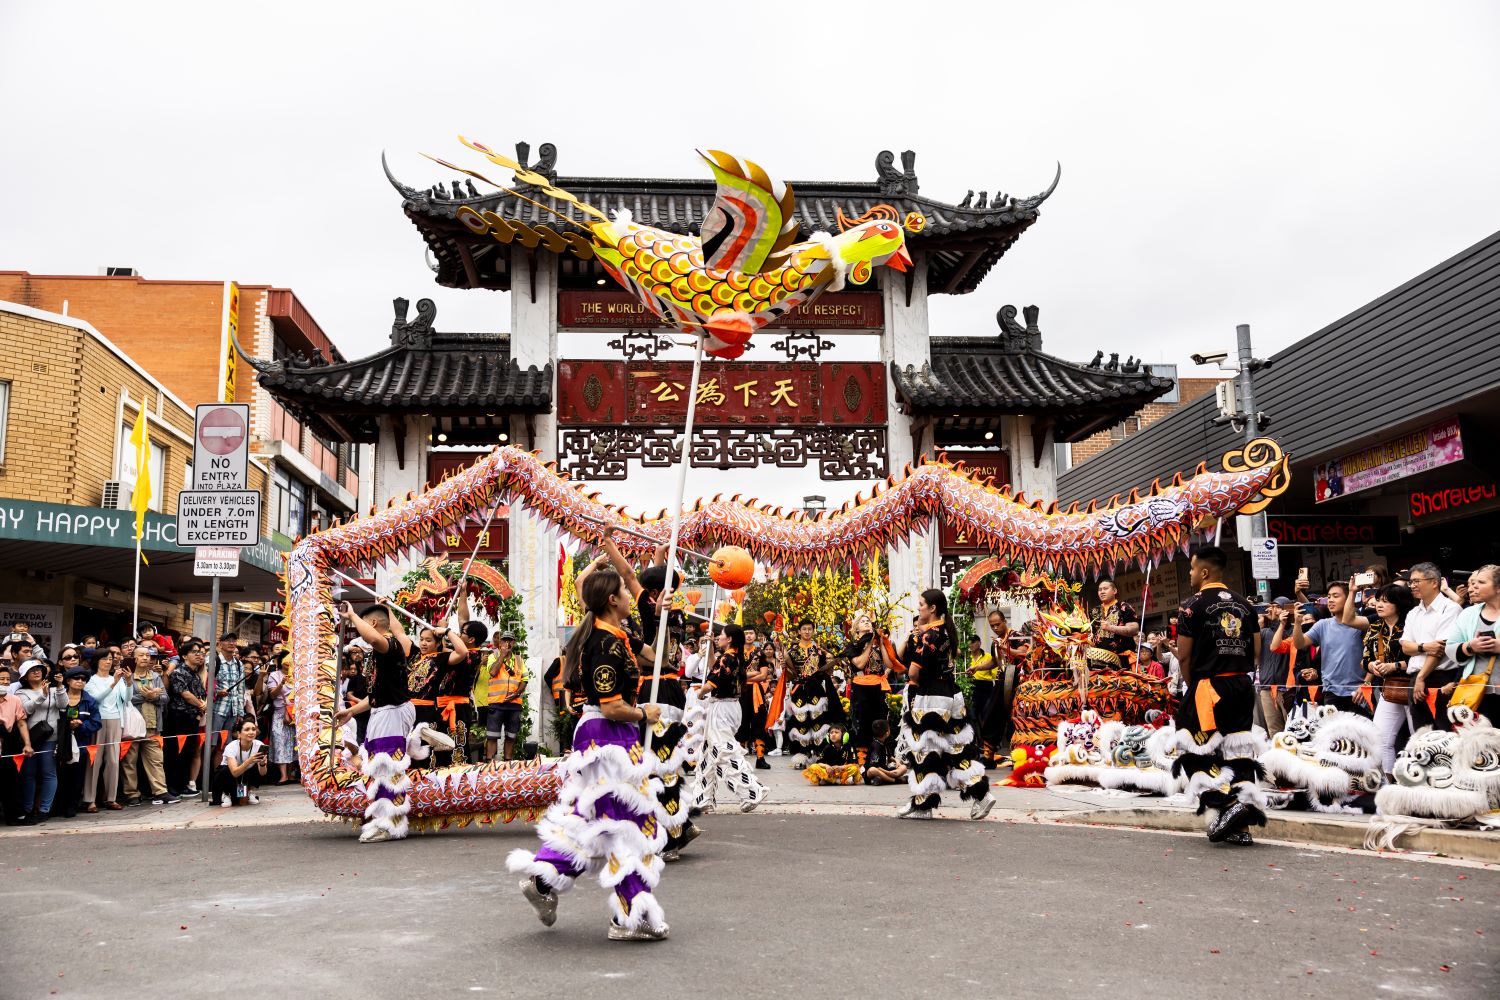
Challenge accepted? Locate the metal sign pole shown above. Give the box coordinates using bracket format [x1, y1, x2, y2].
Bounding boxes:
[199, 575, 219, 802]
[642, 335, 705, 758]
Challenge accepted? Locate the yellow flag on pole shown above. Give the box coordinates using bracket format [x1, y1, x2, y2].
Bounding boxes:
[129, 405, 151, 564]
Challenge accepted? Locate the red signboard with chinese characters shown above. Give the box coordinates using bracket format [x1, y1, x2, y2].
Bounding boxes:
[557, 361, 886, 427]
[937, 450, 1012, 553]
[557, 289, 883, 330]
[426, 453, 509, 558]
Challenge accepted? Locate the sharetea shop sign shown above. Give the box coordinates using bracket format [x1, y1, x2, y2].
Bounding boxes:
[1266, 514, 1401, 547]
[1410, 483, 1499, 521]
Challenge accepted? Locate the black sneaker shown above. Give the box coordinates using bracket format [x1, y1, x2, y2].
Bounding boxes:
[755, 757, 771, 770]
[1223, 829, 1255, 846]
[1208, 801, 1253, 842]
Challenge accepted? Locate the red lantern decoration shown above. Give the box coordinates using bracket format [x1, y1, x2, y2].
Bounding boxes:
[685, 589, 703, 607]
[708, 545, 755, 589]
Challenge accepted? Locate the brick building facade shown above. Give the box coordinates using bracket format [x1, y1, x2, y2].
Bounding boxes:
[0, 302, 284, 649]
[1065, 376, 1224, 467]
[0, 271, 366, 551]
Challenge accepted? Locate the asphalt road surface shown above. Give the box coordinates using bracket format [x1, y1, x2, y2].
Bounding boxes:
[3, 816, 1495, 1000]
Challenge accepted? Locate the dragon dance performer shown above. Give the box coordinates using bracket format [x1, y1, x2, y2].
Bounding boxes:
[509, 568, 671, 942]
[886, 589, 995, 820]
[783, 621, 844, 768]
[409, 622, 471, 768]
[1171, 546, 1268, 845]
[690, 624, 768, 813]
[335, 602, 454, 844]
[588, 537, 703, 862]
[1090, 578, 1140, 666]
[843, 614, 891, 768]
[739, 639, 774, 769]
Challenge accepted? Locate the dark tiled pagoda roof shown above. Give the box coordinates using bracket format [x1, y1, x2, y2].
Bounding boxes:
[892, 305, 1174, 442]
[384, 145, 1058, 297]
[244, 298, 551, 443]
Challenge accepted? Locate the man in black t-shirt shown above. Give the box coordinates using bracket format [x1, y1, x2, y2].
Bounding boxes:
[1173, 546, 1267, 846]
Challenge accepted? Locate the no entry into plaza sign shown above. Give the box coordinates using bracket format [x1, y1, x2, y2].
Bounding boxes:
[193, 403, 249, 490]
[176, 490, 262, 546]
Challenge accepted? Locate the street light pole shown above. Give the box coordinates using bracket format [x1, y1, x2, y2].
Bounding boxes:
[1235, 323, 1271, 599]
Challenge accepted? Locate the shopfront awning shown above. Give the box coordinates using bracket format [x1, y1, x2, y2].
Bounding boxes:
[0, 498, 288, 603]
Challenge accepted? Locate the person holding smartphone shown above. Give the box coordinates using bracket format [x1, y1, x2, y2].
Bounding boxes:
[213, 717, 268, 807]
[1448, 563, 1500, 726]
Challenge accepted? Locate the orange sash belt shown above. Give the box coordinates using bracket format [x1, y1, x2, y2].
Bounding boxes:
[1192, 673, 1242, 731]
[436, 695, 470, 730]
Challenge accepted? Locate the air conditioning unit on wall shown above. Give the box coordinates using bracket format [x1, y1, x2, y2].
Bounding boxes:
[101, 481, 128, 509]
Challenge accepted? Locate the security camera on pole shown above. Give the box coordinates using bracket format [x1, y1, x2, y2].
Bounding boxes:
[177, 402, 263, 801]
[1197, 326, 1275, 597]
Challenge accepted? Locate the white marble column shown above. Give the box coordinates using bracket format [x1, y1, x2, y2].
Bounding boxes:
[372, 414, 432, 594]
[1002, 414, 1058, 504]
[880, 256, 936, 604]
[509, 246, 561, 744]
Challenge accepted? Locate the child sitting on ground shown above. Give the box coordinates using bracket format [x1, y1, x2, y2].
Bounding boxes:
[862, 718, 907, 786]
[802, 723, 862, 785]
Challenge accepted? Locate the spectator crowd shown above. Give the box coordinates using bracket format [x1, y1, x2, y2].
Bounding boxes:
[1, 623, 293, 824]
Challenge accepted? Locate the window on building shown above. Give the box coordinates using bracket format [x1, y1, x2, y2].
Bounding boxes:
[346, 442, 361, 474]
[1054, 441, 1072, 472]
[0, 380, 10, 464]
[117, 421, 166, 511]
[272, 468, 310, 538]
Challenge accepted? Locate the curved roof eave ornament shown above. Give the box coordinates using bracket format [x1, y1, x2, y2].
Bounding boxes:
[382, 150, 423, 201]
[1017, 162, 1062, 211]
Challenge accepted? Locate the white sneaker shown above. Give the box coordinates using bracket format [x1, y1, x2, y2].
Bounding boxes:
[220, 800, 234, 809]
[969, 794, 995, 821]
[897, 800, 933, 820]
[767, 749, 783, 757]
[740, 788, 766, 814]
[416, 724, 456, 752]
[248, 794, 261, 805]
[358, 825, 393, 843]
[608, 921, 670, 942]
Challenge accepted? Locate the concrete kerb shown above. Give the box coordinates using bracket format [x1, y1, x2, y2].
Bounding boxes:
[1051, 806, 1500, 865]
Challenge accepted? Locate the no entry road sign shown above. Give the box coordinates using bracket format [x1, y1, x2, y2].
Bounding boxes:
[193, 403, 249, 490]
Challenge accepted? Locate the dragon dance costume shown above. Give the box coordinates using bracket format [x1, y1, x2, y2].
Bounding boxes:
[508, 618, 669, 938]
[738, 645, 774, 763]
[843, 633, 891, 766]
[785, 642, 844, 767]
[892, 620, 992, 818]
[1172, 581, 1269, 844]
[410, 647, 477, 768]
[359, 635, 441, 844]
[689, 648, 768, 813]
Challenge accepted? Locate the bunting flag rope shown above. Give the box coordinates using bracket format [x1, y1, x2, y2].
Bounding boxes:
[2, 730, 231, 765]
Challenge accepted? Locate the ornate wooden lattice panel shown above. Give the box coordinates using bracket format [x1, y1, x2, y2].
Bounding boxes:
[558, 426, 888, 481]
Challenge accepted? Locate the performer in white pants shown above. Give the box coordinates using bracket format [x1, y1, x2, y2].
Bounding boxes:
[690, 625, 767, 814]
[335, 602, 453, 844]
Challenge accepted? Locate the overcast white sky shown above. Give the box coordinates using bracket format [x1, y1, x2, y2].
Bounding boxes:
[4, 1, 1498, 511]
